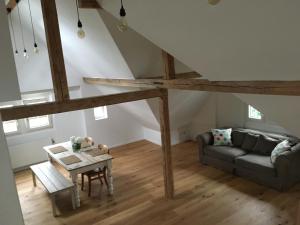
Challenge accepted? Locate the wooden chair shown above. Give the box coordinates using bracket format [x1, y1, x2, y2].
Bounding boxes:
[81, 144, 109, 197]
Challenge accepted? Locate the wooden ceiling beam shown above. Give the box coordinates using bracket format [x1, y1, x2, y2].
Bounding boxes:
[83, 77, 300, 96]
[0, 89, 162, 121]
[143, 72, 202, 80]
[78, 0, 102, 9]
[41, 0, 70, 101]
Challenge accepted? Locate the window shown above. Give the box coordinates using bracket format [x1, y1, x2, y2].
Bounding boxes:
[0, 105, 19, 134]
[94, 106, 108, 120]
[248, 105, 262, 120]
[28, 115, 51, 129]
[0, 92, 53, 135]
[23, 96, 52, 130]
[3, 120, 19, 134]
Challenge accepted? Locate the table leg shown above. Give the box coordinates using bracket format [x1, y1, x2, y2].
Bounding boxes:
[32, 171, 36, 187]
[47, 153, 53, 163]
[71, 173, 80, 207]
[107, 160, 114, 195]
[51, 195, 57, 217]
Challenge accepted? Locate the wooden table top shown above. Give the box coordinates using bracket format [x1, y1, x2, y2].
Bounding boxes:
[43, 142, 113, 172]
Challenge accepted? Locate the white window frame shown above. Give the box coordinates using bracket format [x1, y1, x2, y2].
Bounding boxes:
[94, 106, 108, 120]
[247, 105, 263, 121]
[22, 96, 53, 132]
[0, 92, 54, 136]
[0, 105, 21, 136]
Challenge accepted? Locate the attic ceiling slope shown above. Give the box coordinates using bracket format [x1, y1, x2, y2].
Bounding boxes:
[101, 0, 300, 81]
[98, 9, 210, 131]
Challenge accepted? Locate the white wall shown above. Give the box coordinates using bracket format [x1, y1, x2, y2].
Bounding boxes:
[81, 84, 145, 148]
[0, 119, 24, 225]
[215, 93, 290, 135]
[189, 93, 217, 139]
[0, 0, 20, 102]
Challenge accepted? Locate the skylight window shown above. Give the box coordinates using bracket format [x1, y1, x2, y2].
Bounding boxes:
[248, 105, 262, 120]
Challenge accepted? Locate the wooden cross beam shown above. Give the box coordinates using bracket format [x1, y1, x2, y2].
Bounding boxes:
[143, 72, 202, 80]
[0, 89, 163, 121]
[78, 0, 102, 9]
[83, 77, 300, 96]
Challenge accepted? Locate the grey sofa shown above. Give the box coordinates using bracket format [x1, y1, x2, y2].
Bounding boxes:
[197, 128, 300, 191]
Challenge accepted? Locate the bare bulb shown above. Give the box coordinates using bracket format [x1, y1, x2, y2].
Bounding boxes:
[33, 43, 39, 54]
[208, 0, 221, 5]
[23, 49, 29, 59]
[15, 50, 19, 55]
[77, 28, 85, 39]
[117, 17, 128, 32]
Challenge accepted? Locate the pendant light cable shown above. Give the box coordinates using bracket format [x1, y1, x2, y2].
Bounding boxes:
[76, 0, 80, 21]
[16, 0, 26, 52]
[27, 0, 36, 44]
[8, 8, 18, 54]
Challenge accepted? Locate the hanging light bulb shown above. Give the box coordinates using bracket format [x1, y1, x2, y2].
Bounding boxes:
[28, 0, 39, 54]
[77, 20, 85, 39]
[75, 0, 85, 39]
[117, 0, 128, 32]
[23, 49, 29, 59]
[33, 43, 39, 53]
[7, 8, 19, 55]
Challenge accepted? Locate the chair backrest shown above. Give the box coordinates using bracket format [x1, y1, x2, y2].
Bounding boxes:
[98, 144, 110, 154]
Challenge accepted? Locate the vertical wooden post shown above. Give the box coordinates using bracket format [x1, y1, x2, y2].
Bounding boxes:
[159, 89, 174, 199]
[40, 0, 69, 102]
[159, 49, 175, 199]
[162, 50, 175, 80]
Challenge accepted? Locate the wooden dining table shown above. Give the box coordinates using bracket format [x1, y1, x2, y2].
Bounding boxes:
[43, 141, 113, 208]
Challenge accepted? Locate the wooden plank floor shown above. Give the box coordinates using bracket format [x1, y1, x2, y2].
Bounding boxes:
[15, 140, 300, 225]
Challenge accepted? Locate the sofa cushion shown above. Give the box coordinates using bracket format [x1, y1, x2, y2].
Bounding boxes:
[204, 146, 247, 163]
[253, 135, 280, 156]
[231, 130, 246, 147]
[211, 128, 232, 146]
[241, 133, 259, 151]
[236, 154, 276, 177]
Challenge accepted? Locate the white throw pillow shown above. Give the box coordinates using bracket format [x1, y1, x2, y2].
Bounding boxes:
[211, 128, 232, 146]
[270, 140, 290, 164]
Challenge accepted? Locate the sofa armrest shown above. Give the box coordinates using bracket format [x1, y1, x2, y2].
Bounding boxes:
[275, 143, 300, 189]
[196, 132, 213, 162]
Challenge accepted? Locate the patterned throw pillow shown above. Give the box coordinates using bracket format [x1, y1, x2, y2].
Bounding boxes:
[211, 128, 232, 146]
[270, 140, 290, 164]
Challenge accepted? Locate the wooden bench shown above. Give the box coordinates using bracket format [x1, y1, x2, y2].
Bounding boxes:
[30, 162, 75, 216]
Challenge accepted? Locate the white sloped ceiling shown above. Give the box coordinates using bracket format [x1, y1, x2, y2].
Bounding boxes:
[99, 10, 210, 132]
[100, 0, 300, 136]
